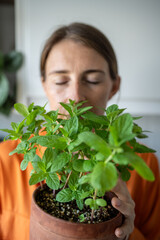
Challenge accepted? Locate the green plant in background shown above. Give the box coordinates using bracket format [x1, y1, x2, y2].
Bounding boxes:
[1, 101, 155, 222]
[0, 50, 23, 115]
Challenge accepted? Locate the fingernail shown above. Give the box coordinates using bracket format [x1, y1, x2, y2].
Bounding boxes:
[116, 199, 121, 206]
[117, 229, 123, 237]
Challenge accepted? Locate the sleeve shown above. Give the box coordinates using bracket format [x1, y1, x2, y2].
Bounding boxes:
[129, 153, 160, 240]
[0, 146, 3, 239]
[129, 227, 147, 240]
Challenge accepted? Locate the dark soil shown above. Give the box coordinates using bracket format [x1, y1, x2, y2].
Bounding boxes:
[36, 185, 119, 224]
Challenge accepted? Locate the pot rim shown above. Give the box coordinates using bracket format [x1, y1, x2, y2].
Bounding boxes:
[32, 184, 122, 227]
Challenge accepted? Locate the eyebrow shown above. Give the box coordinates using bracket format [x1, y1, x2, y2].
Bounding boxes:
[49, 69, 106, 75]
[84, 69, 105, 75]
[49, 70, 68, 75]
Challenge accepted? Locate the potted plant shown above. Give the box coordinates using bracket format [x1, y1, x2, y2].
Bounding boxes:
[0, 50, 23, 115]
[1, 100, 155, 240]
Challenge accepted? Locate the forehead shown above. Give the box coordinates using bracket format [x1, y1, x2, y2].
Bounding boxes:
[45, 39, 109, 72]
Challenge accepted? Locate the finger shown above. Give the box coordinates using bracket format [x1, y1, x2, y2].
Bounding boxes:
[111, 197, 135, 217]
[115, 218, 134, 239]
[112, 178, 131, 201]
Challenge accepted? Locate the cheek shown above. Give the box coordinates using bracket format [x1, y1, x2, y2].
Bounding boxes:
[89, 85, 112, 107]
[48, 88, 65, 100]
[44, 85, 69, 112]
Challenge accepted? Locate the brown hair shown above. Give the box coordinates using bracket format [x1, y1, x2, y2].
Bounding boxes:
[40, 22, 118, 81]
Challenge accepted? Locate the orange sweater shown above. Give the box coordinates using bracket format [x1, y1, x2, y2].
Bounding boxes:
[0, 139, 160, 240]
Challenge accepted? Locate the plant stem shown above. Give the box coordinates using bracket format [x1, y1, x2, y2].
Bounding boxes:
[91, 189, 97, 223]
[105, 149, 116, 164]
[53, 189, 55, 197]
[79, 172, 82, 178]
[63, 171, 72, 189]
[91, 209, 94, 223]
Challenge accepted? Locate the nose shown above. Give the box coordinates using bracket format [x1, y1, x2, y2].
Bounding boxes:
[68, 80, 86, 104]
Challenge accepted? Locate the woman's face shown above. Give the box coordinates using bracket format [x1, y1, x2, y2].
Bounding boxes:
[43, 39, 120, 115]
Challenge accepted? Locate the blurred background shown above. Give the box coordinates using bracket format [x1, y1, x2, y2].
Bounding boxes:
[0, 0, 160, 162]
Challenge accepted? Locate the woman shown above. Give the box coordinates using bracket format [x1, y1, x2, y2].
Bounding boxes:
[0, 22, 159, 240]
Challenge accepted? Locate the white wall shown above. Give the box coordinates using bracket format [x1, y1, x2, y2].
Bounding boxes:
[0, 0, 160, 162]
[15, 0, 160, 115]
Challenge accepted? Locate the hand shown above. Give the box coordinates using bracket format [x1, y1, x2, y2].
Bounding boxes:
[111, 178, 135, 239]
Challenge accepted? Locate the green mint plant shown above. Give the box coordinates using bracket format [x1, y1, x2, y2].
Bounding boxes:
[1, 100, 155, 222]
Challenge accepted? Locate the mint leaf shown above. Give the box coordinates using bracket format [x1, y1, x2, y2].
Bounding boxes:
[106, 104, 126, 122]
[90, 162, 118, 192]
[85, 198, 98, 210]
[106, 104, 119, 114]
[114, 113, 133, 135]
[64, 116, 78, 137]
[20, 148, 36, 171]
[113, 153, 130, 165]
[76, 200, 83, 210]
[95, 129, 108, 141]
[11, 122, 19, 131]
[126, 152, 155, 181]
[82, 111, 109, 125]
[97, 189, 106, 197]
[56, 188, 73, 202]
[31, 154, 43, 173]
[29, 135, 67, 150]
[26, 110, 39, 125]
[29, 172, 46, 185]
[78, 131, 111, 157]
[20, 156, 30, 171]
[51, 152, 71, 172]
[109, 126, 119, 146]
[68, 172, 79, 189]
[28, 102, 34, 112]
[83, 160, 95, 171]
[46, 172, 60, 190]
[78, 174, 91, 185]
[42, 148, 57, 169]
[60, 102, 73, 116]
[80, 191, 92, 199]
[68, 138, 84, 152]
[9, 141, 29, 155]
[95, 152, 106, 161]
[132, 141, 156, 153]
[0, 128, 16, 134]
[43, 110, 58, 122]
[118, 166, 131, 181]
[73, 159, 85, 172]
[0, 128, 21, 140]
[77, 106, 93, 116]
[14, 103, 29, 117]
[85, 198, 93, 206]
[111, 113, 136, 145]
[96, 198, 107, 207]
[37, 161, 46, 172]
[16, 119, 26, 134]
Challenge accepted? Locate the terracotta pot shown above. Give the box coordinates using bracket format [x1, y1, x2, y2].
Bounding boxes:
[30, 185, 123, 240]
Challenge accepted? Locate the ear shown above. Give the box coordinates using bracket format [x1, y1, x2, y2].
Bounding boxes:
[108, 75, 121, 100]
[41, 77, 47, 94]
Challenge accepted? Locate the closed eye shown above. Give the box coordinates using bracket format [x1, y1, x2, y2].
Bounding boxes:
[55, 81, 68, 85]
[85, 80, 101, 85]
